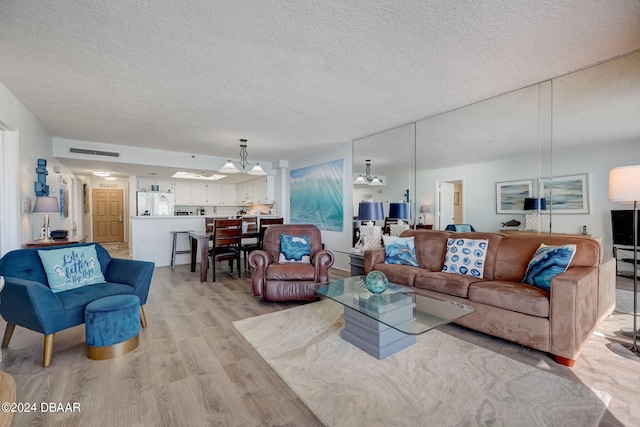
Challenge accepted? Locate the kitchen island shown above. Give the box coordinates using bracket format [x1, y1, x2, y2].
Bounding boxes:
[130, 215, 280, 267]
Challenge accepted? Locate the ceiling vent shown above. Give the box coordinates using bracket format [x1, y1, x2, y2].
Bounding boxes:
[69, 147, 120, 157]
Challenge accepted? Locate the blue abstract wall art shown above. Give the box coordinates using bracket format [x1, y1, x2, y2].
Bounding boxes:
[290, 159, 344, 232]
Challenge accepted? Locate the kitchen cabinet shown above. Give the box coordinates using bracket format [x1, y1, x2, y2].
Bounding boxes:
[175, 181, 239, 206]
[253, 176, 275, 204]
[235, 177, 275, 205]
[173, 181, 192, 205]
[173, 181, 207, 205]
[236, 181, 254, 204]
[219, 184, 236, 205]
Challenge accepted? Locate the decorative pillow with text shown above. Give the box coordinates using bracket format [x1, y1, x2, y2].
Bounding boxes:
[38, 245, 106, 293]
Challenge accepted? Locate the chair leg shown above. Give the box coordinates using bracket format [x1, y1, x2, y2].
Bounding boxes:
[43, 333, 55, 367]
[237, 255, 241, 278]
[170, 232, 179, 268]
[1, 323, 16, 348]
[212, 258, 216, 282]
[140, 305, 148, 328]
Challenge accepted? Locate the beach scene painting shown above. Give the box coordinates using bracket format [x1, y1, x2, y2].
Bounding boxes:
[496, 180, 532, 213]
[540, 174, 589, 214]
[290, 159, 344, 232]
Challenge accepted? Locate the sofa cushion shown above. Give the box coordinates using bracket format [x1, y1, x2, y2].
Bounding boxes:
[442, 238, 488, 278]
[399, 230, 452, 271]
[522, 244, 577, 292]
[37, 245, 106, 293]
[278, 234, 311, 263]
[55, 282, 135, 311]
[414, 271, 484, 298]
[373, 263, 423, 287]
[468, 281, 550, 318]
[267, 263, 315, 281]
[383, 235, 418, 267]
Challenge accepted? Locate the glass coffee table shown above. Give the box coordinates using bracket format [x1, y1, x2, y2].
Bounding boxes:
[314, 276, 474, 359]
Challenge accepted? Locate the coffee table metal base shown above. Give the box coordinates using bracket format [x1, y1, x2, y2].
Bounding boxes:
[341, 306, 416, 360]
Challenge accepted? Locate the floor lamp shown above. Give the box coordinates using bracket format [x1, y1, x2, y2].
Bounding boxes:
[609, 165, 640, 359]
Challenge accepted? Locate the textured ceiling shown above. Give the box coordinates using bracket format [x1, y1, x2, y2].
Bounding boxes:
[1, 0, 640, 175]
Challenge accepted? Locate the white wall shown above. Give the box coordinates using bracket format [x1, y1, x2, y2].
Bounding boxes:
[288, 141, 353, 271]
[415, 139, 640, 256]
[0, 82, 76, 245]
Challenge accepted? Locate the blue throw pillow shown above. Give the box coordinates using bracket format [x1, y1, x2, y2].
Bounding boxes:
[382, 235, 419, 267]
[279, 235, 311, 263]
[37, 245, 106, 293]
[522, 244, 577, 292]
[442, 238, 488, 278]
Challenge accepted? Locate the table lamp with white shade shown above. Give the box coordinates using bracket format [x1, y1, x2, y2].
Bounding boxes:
[609, 165, 640, 359]
[32, 196, 60, 242]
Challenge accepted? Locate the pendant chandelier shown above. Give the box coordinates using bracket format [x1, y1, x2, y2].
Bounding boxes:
[354, 159, 383, 186]
[218, 139, 267, 175]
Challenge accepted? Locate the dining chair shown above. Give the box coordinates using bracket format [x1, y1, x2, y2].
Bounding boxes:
[242, 218, 284, 270]
[209, 218, 242, 282]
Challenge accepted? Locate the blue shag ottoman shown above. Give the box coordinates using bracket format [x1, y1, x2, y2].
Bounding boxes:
[85, 294, 140, 360]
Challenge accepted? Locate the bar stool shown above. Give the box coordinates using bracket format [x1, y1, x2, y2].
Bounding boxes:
[170, 230, 192, 268]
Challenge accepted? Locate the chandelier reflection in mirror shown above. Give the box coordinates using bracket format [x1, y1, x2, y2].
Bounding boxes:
[354, 159, 383, 186]
[218, 139, 267, 175]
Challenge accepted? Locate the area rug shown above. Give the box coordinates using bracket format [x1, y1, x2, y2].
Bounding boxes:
[233, 299, 610, 427]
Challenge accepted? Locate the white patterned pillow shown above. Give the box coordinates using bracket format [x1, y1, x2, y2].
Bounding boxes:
[441, 238, 488, 278]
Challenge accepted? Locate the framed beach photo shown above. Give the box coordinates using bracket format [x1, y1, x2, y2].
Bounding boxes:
[496, 180, 533, 214]
[539, 174, 589, 214]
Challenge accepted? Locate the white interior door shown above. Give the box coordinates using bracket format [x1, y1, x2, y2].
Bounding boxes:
[438, 182, 455, 230]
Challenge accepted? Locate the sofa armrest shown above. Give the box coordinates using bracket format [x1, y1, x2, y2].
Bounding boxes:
[0, 276, 65, 334]
[549, 266, 598, 361]
[249, 250, 271, 297]
[104, 258, 155, 305]
[312, 250, 335, 283]
[363, 248, 385, 274]
[598, 257, 616, 322]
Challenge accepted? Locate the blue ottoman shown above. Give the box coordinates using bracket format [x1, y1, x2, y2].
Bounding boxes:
[85, 295, 141, 360]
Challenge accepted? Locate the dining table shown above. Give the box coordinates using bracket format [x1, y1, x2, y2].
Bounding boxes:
[188, 230, 260, 282]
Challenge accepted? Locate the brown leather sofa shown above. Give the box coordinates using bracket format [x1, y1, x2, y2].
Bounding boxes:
[249, 224, 335, 302]
[364, 230, 616, 367]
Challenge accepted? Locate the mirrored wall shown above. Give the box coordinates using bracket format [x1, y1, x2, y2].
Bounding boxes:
[352, 50, 640, 252]
[353, 123, 415, 220]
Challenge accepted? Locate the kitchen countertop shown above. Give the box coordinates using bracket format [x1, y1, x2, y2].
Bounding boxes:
[131, 214, 280, 219]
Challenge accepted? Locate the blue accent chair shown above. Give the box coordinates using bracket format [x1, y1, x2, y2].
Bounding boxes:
[0, 243, 154, 366]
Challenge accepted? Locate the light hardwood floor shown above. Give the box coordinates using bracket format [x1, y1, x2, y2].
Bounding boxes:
[1, 258, 638, 426]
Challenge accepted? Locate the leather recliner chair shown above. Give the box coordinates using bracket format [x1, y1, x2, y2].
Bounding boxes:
[248, 224, 334, 301]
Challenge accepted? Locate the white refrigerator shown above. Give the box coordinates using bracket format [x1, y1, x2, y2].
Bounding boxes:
[137, 192, 175, 216]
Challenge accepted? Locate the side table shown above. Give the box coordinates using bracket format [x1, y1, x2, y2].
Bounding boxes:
[349, 253, 365, 276]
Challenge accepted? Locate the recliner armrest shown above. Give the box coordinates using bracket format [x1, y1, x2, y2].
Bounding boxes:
[249, 250, 271, 297]
[312, 249, 334, 283]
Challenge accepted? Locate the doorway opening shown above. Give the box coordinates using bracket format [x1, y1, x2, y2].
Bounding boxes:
[436, 179, 464, 230]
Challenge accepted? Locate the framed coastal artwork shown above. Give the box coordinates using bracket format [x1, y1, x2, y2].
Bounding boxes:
[539, 173, 589, 214]
[290, 159, 344, 232]
[496, 180, 532, 214]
